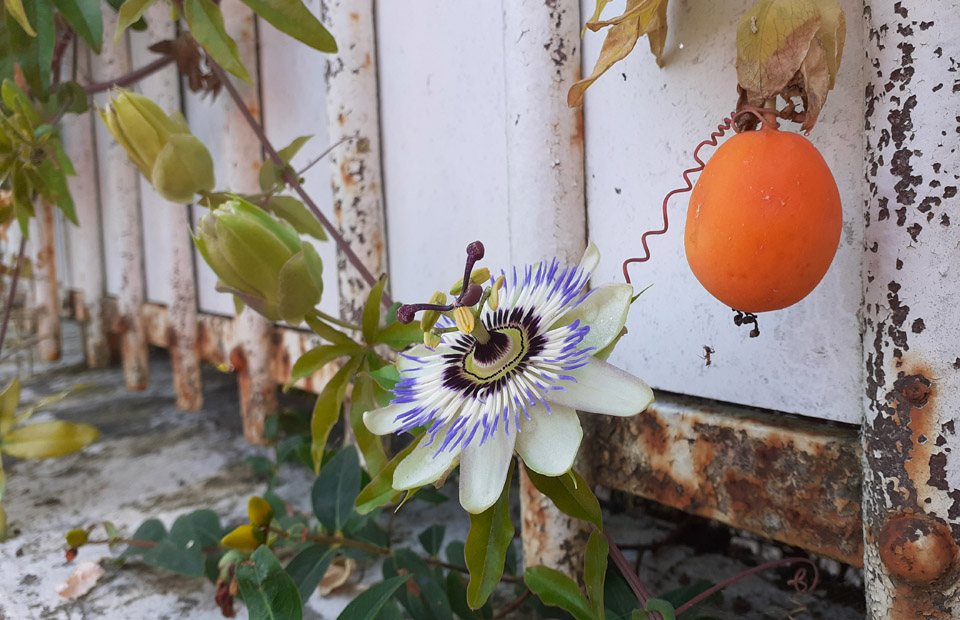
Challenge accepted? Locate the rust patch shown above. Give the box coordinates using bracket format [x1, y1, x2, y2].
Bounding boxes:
[879, 514, 958, 584]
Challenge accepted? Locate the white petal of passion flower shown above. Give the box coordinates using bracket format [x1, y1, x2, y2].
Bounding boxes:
[551, 283, 633, 353]
[363, 403, 411, 435]
[392, 423, 462, 490]
[515, 403, 582, 476]
[459, 430, 517, 514]
[578, 242, 600, 277]
[547, 357, 654, 416]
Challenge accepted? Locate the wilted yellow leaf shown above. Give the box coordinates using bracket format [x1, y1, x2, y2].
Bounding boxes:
[4, 0, 36, 36]
[1, 421, 99, 459]
[736, 0, 821, 98]
[582, 0, 613, 37]
[0, 378, 20, 436]
[811, 0, 845, 88]
[646, 0, 670, 67]
[569, 0, 666, 107]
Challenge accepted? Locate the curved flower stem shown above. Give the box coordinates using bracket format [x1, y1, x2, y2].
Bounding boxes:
[312, 309, 363, 331]
[0, 238, 27, 358]
[84, 55, 176, 94]
[673, 557, 819, 617]
[492, 589, 532, 619]
[604, 530, 665, 620]
[208, 60, 393, 309]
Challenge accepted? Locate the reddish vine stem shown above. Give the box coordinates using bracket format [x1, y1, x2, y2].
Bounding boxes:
[209, 60, 393, 308]
[84, 55, 177, 94]
[492, 589, 532, 619]
[673, 557, 819, 617]
[0, 238, 27, 358]
[604, 529, 663, 620]
[621, 107, 778, 285]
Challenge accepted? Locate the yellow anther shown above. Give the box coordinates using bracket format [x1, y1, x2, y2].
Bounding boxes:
[454, 307, 475, 335]
[489, 275, 505, 311]
[423, 331, 442, 348]
[450, 268, 492, 295]
[420, 291, 447, 332]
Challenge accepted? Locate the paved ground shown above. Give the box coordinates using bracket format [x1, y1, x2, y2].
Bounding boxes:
[0, 322, 865, 619]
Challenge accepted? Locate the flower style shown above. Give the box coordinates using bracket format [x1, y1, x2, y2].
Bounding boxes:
[363, 243, 654, 514]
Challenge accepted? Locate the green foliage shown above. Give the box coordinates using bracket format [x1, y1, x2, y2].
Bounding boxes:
[418, 525, 445, 557]
[524, 566, 597, 620]
[311, 447, 361, 532]
[5, 0, 54, 101]
[50, 0, 102, 52]
[285, 544, 335, 603]
[523, 468, 603, 530]
[309, 355, 362, 471]
[465, 461, 514, 610]
[585, 529, 608, 618]
[183, 0, 251, 83]
[348, 368, 388, 476]
[236, 546, 303, 620]
[114, 0, 155, 41]
[354, 434, 422, 515]
[124, 511, 223, 577]
[382, 548, 454, 620]
[337, 574, 411, 620]
[362, 275, 388, 344]
[238, 0, 335, 53]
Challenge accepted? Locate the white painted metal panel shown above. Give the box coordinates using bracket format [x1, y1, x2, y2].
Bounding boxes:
[128, 16, 179, 306]
[258, 1, 340, 318]
[580, 0, 863, 423]
[376, 1, 511, 303]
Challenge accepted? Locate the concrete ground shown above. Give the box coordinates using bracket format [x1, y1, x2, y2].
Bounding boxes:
[0, 322, 865, 619]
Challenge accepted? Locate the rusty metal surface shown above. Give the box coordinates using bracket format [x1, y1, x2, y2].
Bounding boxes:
[33, 202, 61, 361]
[592, 393, 863, 566]
[861, 2, 960, 617]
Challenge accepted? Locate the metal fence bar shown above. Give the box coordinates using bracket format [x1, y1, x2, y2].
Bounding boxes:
[91, 9, 149, 390]
[33, 201, 61, 361]
[861, 2, 960, 617]
[322, 0, 388, 323]
[60, 43, 110, 368]
[500, 0, 591, 579]
[220, 0, 276, 443]
[134, 2, 203, 410]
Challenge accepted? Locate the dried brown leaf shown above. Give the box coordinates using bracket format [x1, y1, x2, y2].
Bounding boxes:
[568, 0, 664, 107]
[797, 36, 830, 131]
[810, 0, 845, 88]
[56, 561, 104, 600]
[646, 0, 670, 67]
[736, 0, 821, 99]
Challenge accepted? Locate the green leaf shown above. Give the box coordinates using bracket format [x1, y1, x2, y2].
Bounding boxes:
[114, 0, 156, 42]
[183, 0, 251, 83]
[238, 0, 335, 53]
[311, 446, 361, 532]
[337, 574, 411, 620]
[236, 546, 303, 620]
[4, 0, 35, 36]
[50, 0, 102, 52]
[444, 572, 490, 620]
[304, 314, 355, 346]
[269, 196, 327, 241]
[123, 518, 167, 557]
[523, 468, 602, 530]
[169, 509, 223, 549]
[524, 566, 596, 620]
[354, 434, 422, 515]
[418, 525, 445, 557]
[285, 544, 335, 604]
[374, 320, 422, 350]
[465, 461, 514, 610]
[129, 509, 222, 577]
[584, 529, 608, 616]
[367, 363, 401, 392]
[37, 159, 77, 224]
[145, 539, 206, 576]
[384, 548, 454, 620]
[659, 580, 720, 618]
[445, 541, 466, 570]
[643, 599, 677, 620]
[348, 370, 388, 477]
[285, 343, 358, 390]
[1, 421, 98, 459]
[7, 0, 54, 101]
[55, 81, 89, 114]
[362, 275, 387, 344]
[310, 354, 362, 471]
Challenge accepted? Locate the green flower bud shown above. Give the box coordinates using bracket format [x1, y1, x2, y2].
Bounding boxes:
[247, 496, 274, 528]
[65, 528, 88, 548]
[217, 549, 246, 581]
[194, 199, 323, 323]
[100, 90, 215, 204]
[221, 524, 263, 553]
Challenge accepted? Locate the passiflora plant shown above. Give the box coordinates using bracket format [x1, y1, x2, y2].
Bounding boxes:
[36, 0, 841, 618]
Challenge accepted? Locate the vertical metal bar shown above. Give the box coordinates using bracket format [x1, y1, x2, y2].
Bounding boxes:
[62, 45, 110, 368]
[502, 0, 590, 579]
[91, 9, 148, 389]
[33, 201, 61, 361]
[862, 2, 960, 617]
[221, 0, 276, 443]
[321, 0, 388, 323]
[136, 2, 203, 410]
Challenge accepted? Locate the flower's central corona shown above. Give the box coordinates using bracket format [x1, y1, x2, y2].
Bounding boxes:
[390, 260, 594, 454]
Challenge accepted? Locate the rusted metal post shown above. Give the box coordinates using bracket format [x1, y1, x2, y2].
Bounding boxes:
[862, 2, 960, 617]
[321, 0, 388, 324]
[502, 0, 590, 578]
[61, 45, 109, 368]
[222, 0, 276, 443]
[91, 9, 148, 390]
[32, 202, 61, 361]
[136, 2, 203, 410]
